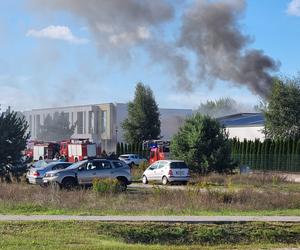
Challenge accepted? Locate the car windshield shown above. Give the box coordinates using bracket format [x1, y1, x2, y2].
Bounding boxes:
[119, 155, 129, 159]
[33, 160, 48, 168]
[170, 162, 188, 169]
[66, 160, 87, 170]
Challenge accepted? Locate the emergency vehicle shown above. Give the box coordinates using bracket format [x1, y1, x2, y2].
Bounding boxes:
[60, 139, 101, 162]
[143, 140, 171, 164]
[33, 142, 60, 161]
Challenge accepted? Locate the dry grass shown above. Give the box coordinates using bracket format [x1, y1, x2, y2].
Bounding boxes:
[0, 174, 300, 215]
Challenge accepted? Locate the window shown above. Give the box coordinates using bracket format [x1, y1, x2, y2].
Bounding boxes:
[88, 111, 93, 133]
[86, 162, 97, 171]
[52, 164, 68, 171]
[113, 161, 123, 168]
[77, 112, 84, 134]
[95, 161, 111, 170]
[149, 162, 158, 170]
[158, 161, 167, 169]
[170, 162, 188, 169]
[101, 110, 107, 133]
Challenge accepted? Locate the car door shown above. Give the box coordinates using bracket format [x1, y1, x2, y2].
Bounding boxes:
[94, 160, 113, 180]
[77, 161, 97, 185]
[155, 161, 167, 180]
[146, 162, 159, 180]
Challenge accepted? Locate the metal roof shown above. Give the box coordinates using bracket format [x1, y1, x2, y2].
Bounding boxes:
[217, 113, 265, 127]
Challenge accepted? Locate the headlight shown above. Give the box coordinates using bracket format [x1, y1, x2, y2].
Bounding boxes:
[45, 173, 58, 178]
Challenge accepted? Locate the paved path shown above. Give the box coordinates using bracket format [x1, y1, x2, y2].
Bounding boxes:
[0, 215, 300, 223]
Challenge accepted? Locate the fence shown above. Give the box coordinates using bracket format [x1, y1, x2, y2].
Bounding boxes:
[232, 153, 300, 172]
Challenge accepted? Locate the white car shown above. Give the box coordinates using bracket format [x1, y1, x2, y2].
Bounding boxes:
[119, 154, 147, 166]
[142, 160, 190, 185]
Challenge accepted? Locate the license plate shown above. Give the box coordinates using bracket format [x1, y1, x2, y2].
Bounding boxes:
[176, 171, 184, 176]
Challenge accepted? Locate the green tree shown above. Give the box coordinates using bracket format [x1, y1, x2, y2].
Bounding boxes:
[0, 110, 30, 182]
[37, 112, 75, 142]
[171, 114, 236, 174]
[122, 82, 161, 144]
[264, 77, 300, 140]
[116, 142, 121, 156]
[120, 142, 124, 155]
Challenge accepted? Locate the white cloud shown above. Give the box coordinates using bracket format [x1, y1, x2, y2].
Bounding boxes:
[26, 25, 88, 44]
[109, 26, 151, 46]
[287, 0, 300, 16]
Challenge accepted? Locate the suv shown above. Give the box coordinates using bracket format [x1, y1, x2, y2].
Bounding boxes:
[119, 154, 147, 166]
[142, 160, 190, 185]
[43, 159, 132, 189]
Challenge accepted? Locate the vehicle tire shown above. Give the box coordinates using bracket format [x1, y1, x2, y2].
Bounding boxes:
[181, 181, 188, 185]
[162, 176, 168, 185]
[62, 177, 76, 190]
[117, 179, 127, 192]
[142, 175, 148, 184]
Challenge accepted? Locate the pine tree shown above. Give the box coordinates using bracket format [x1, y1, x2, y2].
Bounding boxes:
[0, 110, 30, 182]
[122, 82, 161, 144]
[120, 142, 124, 155]
[116, 142, 121, 156]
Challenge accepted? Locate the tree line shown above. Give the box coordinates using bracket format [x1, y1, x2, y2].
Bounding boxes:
[232, 138, 300, 172]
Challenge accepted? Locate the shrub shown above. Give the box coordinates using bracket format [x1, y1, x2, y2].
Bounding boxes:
[92, 178, 122, 193]
[171, 113, 236, 174]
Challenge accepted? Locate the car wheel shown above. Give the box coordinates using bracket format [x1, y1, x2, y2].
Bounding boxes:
[162, 176, 168, 185]
[181, 181, 188, 185]
[142, 175, 148, 184]
[62, 178, 76, 190]
[117, 179, 127, 192]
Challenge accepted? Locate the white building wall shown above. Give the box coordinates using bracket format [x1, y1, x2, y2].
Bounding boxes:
[115, 103, 192, 142]
[226, 126, 265, 141]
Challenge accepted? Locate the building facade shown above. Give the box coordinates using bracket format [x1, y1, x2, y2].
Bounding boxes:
[23, 103, 192, 152]
[217, 113, 265, 141]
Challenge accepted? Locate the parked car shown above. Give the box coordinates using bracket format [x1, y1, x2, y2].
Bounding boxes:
[119, 154, 147, 166]
[43, 158, 132, 190]
[26, 162, 73, 185]
[142, 160, 190, 185]
[27, 159, 55, 170]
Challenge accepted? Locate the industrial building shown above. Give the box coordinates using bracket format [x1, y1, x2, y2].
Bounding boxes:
[217, 113, 265, 141]
[23, 103, 193, 152]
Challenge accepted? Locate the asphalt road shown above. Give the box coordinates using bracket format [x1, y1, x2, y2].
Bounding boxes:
[0, 215, 300, 223]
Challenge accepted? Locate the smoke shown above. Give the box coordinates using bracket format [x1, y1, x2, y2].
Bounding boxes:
[179, 0, 279, 97]
[29, 0, 173, 59]
[28, 0, 280, 99]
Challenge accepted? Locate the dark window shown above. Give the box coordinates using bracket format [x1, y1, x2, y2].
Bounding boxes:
[77, 112, 84, 134]
[113, 161, 123, 168]
[170, 162, 188, 169]
[52, 164, 70, 170]
[95, 161, 111, 170]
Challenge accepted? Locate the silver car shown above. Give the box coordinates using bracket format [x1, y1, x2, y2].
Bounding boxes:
[26, 161, 72, 185]
[43, 159, 132, 189]
[142, 160, 190, 185]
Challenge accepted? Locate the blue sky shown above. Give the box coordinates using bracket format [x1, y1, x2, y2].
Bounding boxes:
[0, 0, 299, 111]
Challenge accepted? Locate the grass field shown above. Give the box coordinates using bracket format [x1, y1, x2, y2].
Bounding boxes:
[0, 221, 299, 249]
[0, 173, 300, 216]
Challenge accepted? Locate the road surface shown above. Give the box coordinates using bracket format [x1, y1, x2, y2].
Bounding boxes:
[0, 215, 300, 223]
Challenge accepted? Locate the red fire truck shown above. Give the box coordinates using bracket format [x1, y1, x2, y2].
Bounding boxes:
[32, 142, 60, 161]
[143, 140, 171, 164]
[60, 139, 101, 163]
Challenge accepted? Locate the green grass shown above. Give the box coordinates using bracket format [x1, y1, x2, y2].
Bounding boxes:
[0, 203, 300, 216]
[0, 221, 299, 249]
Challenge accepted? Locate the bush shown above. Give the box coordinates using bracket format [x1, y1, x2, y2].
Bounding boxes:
[171, 113, 236, 174]
[92, 178, 123, 193]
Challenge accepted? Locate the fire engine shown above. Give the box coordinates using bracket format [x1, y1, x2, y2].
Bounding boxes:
[60, 139, 101, 163]
[143, 140, 171, 164]
[33, 142, 60, 161]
